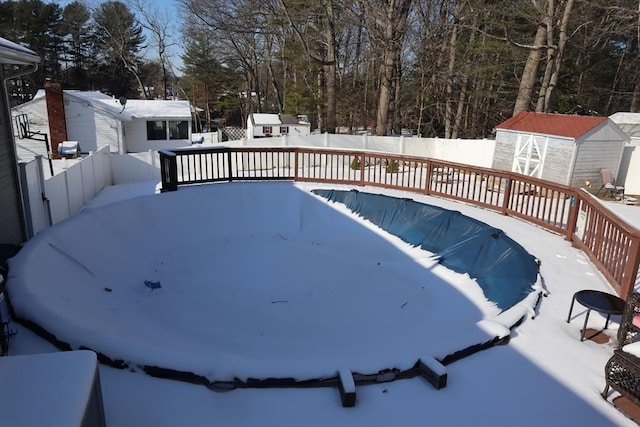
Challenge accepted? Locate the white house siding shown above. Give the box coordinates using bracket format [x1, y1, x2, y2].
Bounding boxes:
[1, 99, 26, 244]
[12, 94, 122, 159]
[12, 97, 51, 161]
[64, 98, 120, 154]
[123, 119, 191, 153]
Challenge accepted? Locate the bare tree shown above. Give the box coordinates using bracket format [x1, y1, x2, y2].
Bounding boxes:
[128, 0, 177, 99]
[359, 0, 413, 135]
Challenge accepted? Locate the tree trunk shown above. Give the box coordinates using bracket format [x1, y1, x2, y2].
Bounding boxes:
[444, 1, 463, 139]
[513, 24, 547, 115]
[543, 0, 574, 112]
[376, 16, 395, 136]
[374, 0, 412, 136]
[323, 0, 337, 133]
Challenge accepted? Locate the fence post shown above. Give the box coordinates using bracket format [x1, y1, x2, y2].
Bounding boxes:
[294, 148, 299, 181]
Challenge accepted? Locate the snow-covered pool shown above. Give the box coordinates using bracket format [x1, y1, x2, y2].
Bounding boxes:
[6, 182, 541, 386]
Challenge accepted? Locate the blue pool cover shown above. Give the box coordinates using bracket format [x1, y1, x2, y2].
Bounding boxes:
[313, 189, 539, 311]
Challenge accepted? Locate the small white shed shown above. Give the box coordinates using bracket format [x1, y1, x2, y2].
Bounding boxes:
[12, 88, 193, 159]
[247, 113, 310, 139]
[493, 112, 629, 189]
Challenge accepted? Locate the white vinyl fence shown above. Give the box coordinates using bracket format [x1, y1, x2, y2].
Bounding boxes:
[19, 146, 112, 237]
[223, 134, 497, 168]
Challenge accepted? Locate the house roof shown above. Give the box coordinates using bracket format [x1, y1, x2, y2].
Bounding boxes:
[66, 90, 135, 121]
[21, 90, 192, 121]
[250, 113, 310, 126]
[495, 112, 608, 139]
[121, 100, 192, 119]
[609, 112, 640, 139]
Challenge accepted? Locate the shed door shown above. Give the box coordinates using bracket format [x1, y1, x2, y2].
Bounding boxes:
[512, 134, 548, 178]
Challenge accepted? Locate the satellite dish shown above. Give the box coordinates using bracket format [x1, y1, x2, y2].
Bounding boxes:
[118, 96, 127, 113]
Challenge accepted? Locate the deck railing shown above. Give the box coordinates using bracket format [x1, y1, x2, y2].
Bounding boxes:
[159, 146, 640, 298]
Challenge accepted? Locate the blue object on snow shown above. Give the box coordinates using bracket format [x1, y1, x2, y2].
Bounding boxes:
[144, 280, 161, 290]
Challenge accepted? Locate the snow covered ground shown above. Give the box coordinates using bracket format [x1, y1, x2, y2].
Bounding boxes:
[4, 180, 640, 426]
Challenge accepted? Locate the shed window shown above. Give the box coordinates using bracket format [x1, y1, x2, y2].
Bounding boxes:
[280, 126, 289, 135]
[147, 121, 167, 140]
[263, 126, 272, 135]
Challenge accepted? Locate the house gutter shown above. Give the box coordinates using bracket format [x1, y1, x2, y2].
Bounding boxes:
[1, 39, 41, 243]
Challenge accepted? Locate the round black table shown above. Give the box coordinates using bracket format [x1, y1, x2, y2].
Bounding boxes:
[566, 290, 625, 341]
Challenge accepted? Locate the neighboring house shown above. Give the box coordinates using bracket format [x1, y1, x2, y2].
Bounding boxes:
[11, 86, 193, 160]
[0, 37, 40, 245]
[610, 112, 640, 144]
[609, 112, 640, 195]
[247, 113, 310, 139]
[493, 112, 628, 189]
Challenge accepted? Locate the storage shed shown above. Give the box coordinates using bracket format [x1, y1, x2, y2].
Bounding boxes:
[247, 113, 310, 139]
[493, 112, 628, 189]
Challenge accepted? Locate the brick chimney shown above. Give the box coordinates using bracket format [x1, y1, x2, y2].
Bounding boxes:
[44, 81, 68, 159]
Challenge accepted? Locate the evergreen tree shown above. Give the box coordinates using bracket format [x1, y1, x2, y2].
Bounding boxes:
[60, 1, 92, 89]
[92, 1, 146, 98]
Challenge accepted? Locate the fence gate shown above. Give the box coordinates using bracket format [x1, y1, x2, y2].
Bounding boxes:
[512, 134, 548, 178]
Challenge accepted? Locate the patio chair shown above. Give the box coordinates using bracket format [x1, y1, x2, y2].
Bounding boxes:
[602, 293, 640, 406]
[597, 168, 625, 200]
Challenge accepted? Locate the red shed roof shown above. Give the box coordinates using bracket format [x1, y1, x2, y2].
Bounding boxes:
[495, 112, 608, 139]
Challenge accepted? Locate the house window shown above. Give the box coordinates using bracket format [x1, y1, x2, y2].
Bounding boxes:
[146, 120, 189, 141]
[147, 121, 167, 140]
[280, 126, 289, 135]
[169, 120, 189, 140]
[262, 126, 272, 136]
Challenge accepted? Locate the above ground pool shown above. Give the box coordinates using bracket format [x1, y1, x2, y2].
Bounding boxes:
[6, 182, 541, 387]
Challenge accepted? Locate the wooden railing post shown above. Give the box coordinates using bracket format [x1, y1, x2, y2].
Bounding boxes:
[564, 191, 579, 242]
[226, 148, 233, 182]
[621, 238, 640, 298]
[158, 149, 177, 192]
[501, 176, 512, 215]
[294, 148, 299, 181]
[359, 152, 365, 186]
[424, 159, 432, 195]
